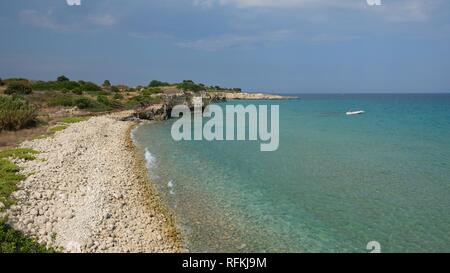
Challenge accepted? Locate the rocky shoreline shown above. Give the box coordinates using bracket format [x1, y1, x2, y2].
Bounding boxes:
[5, 111, 182, 253]
[133, 91, 298, 121]
[208, 92, 298, 101]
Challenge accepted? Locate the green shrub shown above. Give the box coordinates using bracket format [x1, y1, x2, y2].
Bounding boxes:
[0, 148, 38, 206]
[103, 80, 111, 87]
[72, 88, 83, 95]
[126, 96, 147, 107]
[32, 81, 78, 91]
[5, 83, 32, 95]
[177, 80, 204, 92]
[109, 100, 123, 109]
[0, 221, 56, 253]
[142, 88, 162, 96]
[113, 93, 123, 100]
[32, 80, 101, 92]
[126, 95, 161, 108]
[0, 148, 39, 161]
[48, 94, 108, 111]
[2, 78, 30, 86]
[78, 81, 102, 92]
[57, 75, 70, 82]
[0, 158, 24, 207]
[96, 94, 109, 105]
[73, 97, 92, 109]
[97, 95, 122, 109]
[149, 80, 170, 87]
[0, 96, 37, 131]
[47, 94, 75, 107]
[0, 148, 55, 253]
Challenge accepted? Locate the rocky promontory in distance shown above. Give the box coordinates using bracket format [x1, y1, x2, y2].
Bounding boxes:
[133, 86, 298, 121]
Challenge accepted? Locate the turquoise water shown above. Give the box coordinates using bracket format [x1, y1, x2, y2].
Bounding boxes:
[132, 94, 450, 253]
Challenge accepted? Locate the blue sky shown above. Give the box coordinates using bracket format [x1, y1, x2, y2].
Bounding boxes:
[0, 0, 449, 93]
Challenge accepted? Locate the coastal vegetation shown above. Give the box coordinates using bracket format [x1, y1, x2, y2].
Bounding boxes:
[103, 80, 111, 88]
[0, 148, 55, 253]
[0, 148, 39, 207]
[5, 82, 33, 95]
[0, 76, 245, 135]
[31, 76, 102, 93]
[176, 80, 242, 93]
[46, 117, 91, 135]
[0, 221, 55, 253]
[47, 124, 68, 134]
[149, 80, 171, 87]
[60, 116, 90, 124]
[0, 96, 38, 131]
[0, 148, 39, 161]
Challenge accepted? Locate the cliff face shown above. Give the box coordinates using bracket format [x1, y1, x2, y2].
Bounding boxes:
[133, 91, 297, 121]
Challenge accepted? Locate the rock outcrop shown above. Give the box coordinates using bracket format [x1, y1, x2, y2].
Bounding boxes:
[135, 104, 169, 121]
[132, 91, 297, 121]
[208, 92, 298, 100]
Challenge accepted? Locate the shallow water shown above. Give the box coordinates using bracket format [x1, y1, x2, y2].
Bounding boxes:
[133, 94, 450, 253]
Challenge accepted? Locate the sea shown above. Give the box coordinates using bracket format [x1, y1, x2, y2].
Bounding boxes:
[132, 94, 450, 253]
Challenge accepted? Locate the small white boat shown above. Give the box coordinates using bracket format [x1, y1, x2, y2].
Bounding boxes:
[346, 110, 365, 116]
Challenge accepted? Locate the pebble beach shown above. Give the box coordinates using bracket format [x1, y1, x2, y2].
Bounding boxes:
[5, 112, 182, 253]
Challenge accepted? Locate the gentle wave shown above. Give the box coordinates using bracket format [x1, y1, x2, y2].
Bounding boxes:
[168, 180, 175, 195]
[144, 148, 156, 169]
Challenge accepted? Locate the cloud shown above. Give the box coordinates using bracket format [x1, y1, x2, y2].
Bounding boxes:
[177, 30, 290, 51]
[18, 9, 117, 32]
[192, 0, 441, 22]
[87, 14, 116, 26]
[193, 0, 362, 9]
[304, 33, 360, 44]
[19, 10, 70, 31]
[128, 31, 174, 40]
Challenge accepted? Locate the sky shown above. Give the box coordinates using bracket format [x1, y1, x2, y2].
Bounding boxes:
[0, 0, 449, 93]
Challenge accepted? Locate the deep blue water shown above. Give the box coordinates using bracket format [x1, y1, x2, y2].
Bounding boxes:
[133, 94, 450, 253]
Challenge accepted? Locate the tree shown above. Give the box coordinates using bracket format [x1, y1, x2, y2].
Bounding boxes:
[78, 81, 102, 91]
[5, 82, 32, 95]
[57, 75, 70, 82]
[103, 80, 111, 87]
[148, 80, 170, 87]
[177, 80, 204, 92]
[0, 78, 4, 86]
